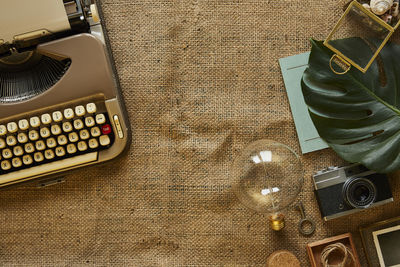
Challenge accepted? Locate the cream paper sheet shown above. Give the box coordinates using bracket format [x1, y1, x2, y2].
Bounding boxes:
[0, 0, 70, 44]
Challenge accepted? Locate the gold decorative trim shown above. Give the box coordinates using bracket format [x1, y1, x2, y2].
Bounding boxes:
[324, 0, 398, 73]
[329, 54, 351, 74]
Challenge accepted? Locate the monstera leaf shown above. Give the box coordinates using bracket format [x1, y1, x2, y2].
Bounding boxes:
[301, 38, 400, 173]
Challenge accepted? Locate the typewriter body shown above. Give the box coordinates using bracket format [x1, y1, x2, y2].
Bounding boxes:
[0, 0, 130, 187]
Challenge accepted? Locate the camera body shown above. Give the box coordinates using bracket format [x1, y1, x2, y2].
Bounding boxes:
[313, 164, 393, 221]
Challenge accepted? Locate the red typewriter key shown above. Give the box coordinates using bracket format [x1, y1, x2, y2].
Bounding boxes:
[101, 124, 112, 135]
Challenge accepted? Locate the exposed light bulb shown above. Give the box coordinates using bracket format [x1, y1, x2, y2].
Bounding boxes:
[232, 140, 303, 231]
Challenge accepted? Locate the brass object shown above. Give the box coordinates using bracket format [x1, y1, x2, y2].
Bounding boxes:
[324, 0, 400, 74]
[329, 54, 351, 75]
[296, 202, 316, 236]
[269, 213, 285, 231]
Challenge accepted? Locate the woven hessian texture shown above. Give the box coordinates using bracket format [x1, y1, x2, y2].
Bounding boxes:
[1, 0, 400, 266]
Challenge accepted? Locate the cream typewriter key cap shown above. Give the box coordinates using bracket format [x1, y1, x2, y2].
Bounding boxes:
[13, 146, 23, 156]
[0, 153, 98, 183]
[67, 143, 77, 154]
[73, 119, 84, 130]
[2, 149, 12, 159]
[40, 127, 51, 138]
[0, 125, 6, 136]
[91, 126, 101, 137]
[77, 141, 88, 151]
[35, 140, 46, 151]
[41, 114, 52, 125]
[52, 111, 63, 122]
[55, 146, 66, 157]
[24, 143, 35, 153]
[0, 138, 5, 149]
[95, 114, 106, 124]
[51, 125, 62, 135]
[7, 122, 18, 133]
[68, 132, 79, 143]
[62, 122, 73, 133]
[17, 133, 28, 143]
[1, 160, 11, 170]
[22, 155, 33, 165]
[34, 152, 44, 162]
[18, 119, 29, 130]
[12, 158, 22, 168]
[88, 138, 98, 149]
[99, 135, 110, 146]
[85, 116, 95, 127]
[75, 105, 86, 117]
[46, 137, 57, 148]
[80, 129, 90, 140]
[44, 149, 55, 160]
[30, 116, 40, 128]
[57, 135, 68, 146]
[64, 108, 74, 120]
[28, 130, 39, 141]
[86, 103, 97, 114]
[6, 136, 17, 146]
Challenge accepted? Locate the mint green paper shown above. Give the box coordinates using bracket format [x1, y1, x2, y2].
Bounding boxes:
[279, 52, 328, 154]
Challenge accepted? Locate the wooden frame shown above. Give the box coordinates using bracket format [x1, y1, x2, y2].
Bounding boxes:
[360, 216, 400, 267]
[306, 233, 361, 267]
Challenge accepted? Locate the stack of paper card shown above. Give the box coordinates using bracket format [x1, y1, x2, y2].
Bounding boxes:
[279, 53, 328, 154]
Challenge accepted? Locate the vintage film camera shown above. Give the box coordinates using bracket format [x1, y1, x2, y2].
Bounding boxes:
[313, 164, 393, 221]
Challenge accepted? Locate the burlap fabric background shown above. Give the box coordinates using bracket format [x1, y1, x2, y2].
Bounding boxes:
[1, 0, 400, 266]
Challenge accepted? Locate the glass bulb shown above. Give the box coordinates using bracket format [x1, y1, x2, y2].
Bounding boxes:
[232, 139, 303, 230]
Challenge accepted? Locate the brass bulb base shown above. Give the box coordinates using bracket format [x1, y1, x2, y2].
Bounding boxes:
[269, 214, 285, 231]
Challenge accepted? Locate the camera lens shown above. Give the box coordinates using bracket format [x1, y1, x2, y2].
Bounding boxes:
[342, 177, 377, 209]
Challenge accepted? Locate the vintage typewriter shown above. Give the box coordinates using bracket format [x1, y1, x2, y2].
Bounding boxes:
[0, 0, 130, 187]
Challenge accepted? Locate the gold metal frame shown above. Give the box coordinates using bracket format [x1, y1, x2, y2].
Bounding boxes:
[324, 0, 400, 73]
[329, 54, 351, 74]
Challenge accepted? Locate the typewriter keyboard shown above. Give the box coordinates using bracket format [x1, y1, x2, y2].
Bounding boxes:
[0, 102, 115, 182]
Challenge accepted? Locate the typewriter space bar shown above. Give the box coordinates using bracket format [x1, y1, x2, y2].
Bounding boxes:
[0, 152, 98, 185]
